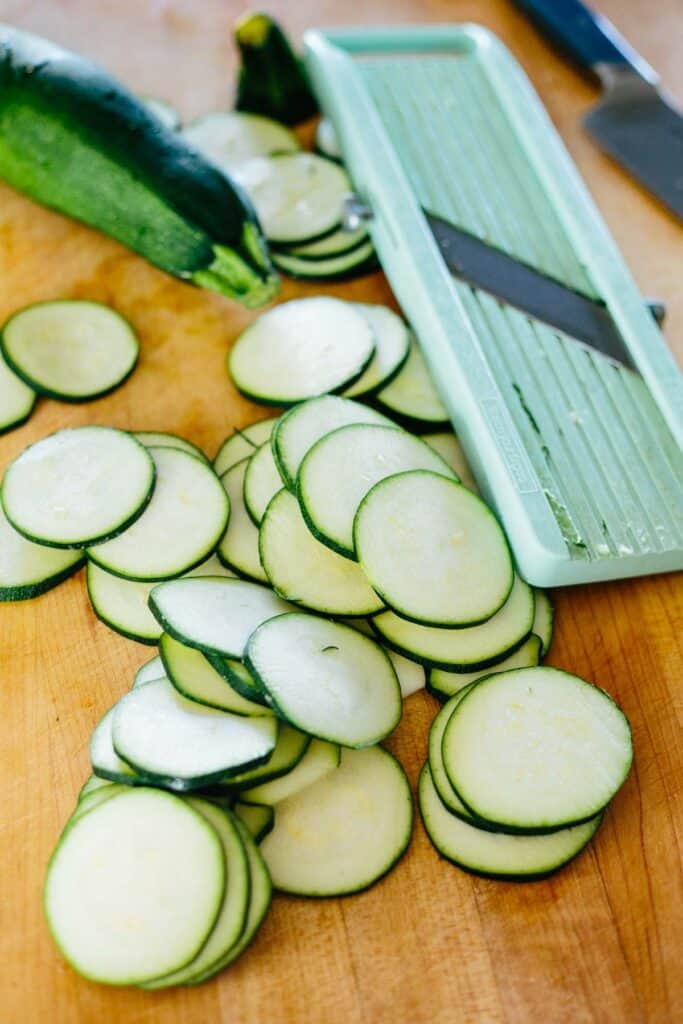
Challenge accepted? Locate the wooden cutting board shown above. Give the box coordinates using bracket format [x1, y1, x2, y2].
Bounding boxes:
[1, 2, 681, 1022]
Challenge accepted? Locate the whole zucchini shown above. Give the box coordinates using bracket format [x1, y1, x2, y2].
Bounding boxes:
[0, 25, 278, 308]
[234, 13, 318, 125]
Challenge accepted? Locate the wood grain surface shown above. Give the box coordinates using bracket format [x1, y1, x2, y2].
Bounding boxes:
[0, 2, 681, 1022]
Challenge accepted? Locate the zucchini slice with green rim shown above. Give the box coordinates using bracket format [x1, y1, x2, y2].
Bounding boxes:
[246, 613, 402, 747]
[90, 707, 146, 786]
[272, 395, 392, 492]
[160, 632, 273, 716]
[205, 652, 269, 706]
[44, 788, 226, 985]
[259, 489, 385, 617]
[0, 503, 83, 601]
[419, 764, 602, 881]
[67, 785, 126, 830]
[532, 590, 554, 655]
[217, 460, 268, 582]
[427, 684, 481, 823]
[0, 350, 36, 434]
[1, 300, 138, 402]
[149, 575, 294, 660]
[2, 426, 155, 548]
[260, 746, 412, 896]
[0, 26, 277, 308]
[427, 634, 542, 702]
[133, 431, 208, 463]
[233, 801, 275, 843]
[241, 738, 340, 806]
[111, 678, 278, 788]
[78, 775, 114, 801]
[342, 618, 426, 697]
[314, 118, 341, 162]
[141, 800, 250, 989]
[343, 305, 410, 397]
[297, 423, 457, 559]
[243, 442, 285, 525]
[183, 111, 299, 172]
[441, 667, 633, 831]
[375, 334, 449, 424]
[214, 417, 279, 477]
[422, 432, 478, 492]
[219, 723, 310, 791]
[133, 654, 166, 689]
[234, 12, 317, 126]
[88, 447, 229, 581]
[185, 818, 272, 984]
[271, 241, 377, 281]
[234, 153, 350, 245]
[372, 575, 534, 670]
[354, 470, 513, 627]
[86, 563, 162, 644]
[229, 297, 375, 407]
[284, 223, 367, 260]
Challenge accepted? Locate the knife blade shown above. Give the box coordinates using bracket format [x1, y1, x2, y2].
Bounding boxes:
[425, 211, 637, 369]
[510, 0, 683, 221]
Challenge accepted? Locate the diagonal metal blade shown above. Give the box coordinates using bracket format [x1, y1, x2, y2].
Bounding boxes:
[585, 73, 683, 221]
[425, 211, 637, 370]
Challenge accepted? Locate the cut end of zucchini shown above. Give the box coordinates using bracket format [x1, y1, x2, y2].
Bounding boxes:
[235, 12, 272, 47]
[192, 230, 279, 309]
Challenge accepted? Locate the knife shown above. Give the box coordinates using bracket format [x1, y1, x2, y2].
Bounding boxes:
[510, 0, 683, 221]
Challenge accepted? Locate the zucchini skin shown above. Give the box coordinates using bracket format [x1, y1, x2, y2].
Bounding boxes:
[234, 14, 318, 125]
[0, 25, 278, 307]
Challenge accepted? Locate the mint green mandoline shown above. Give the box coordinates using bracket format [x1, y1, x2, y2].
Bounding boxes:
[303, 24, 683, 587]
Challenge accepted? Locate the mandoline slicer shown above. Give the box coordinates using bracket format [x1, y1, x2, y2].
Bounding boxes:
[303, 24, 683, 587]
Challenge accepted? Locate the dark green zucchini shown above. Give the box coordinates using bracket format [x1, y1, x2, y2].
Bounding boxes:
[0, 25, 278, 308]
[234, 13, 318, 125]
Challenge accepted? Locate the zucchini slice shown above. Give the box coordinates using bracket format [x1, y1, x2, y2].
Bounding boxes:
[427, 684, 481, 823]
[284, 224, 368, 260]
[133, 654, 166, 689]
[532, 589, 554, 655]
[343, 305, 410, 397]
[186, 818, 272, 984]
[111, 678, 278, 788]
[183, 111, 299, 172]
[342, 618, 426, 697]
[297, 423, 457, 558]
[354, 470, 513, 627]
[214, 416, 279, 476]
[88, 447, 229, 581]
[234, 13, 317, 126]
[442, 667, 633, 831]
[233, 801, 275, 843]
[241, 738, 340, 806]
[86, 562, 162, 644]
[0, 350, 36, 434]
[234, 153, 350, 245]
[272, 395, 392, 492]
[0, 503, 83, 601]
[229, 298, 375, 406]
[2, 426, 155, 548]
[90, 706, 145, 786]
[1, 300, 138, 402]
[134, 431, 208, 463]
[428, 634, 542, 702]
[314, 118, 341, 161]
[246, 613, 402, 747]
[422, 432, 478, 492]
[78, 775, 113, 801]
[224, 723, 310, 790]
[260, 746, 412, 896]
[372, 575, 534, 670]
[205, 652, 268, 706]
[419, 765, 602, 881]
[259, 489, 385, 617]
[217, 460, 268, 582]
[141, 800, 249, 989]
[160, 632, 272, 716]
[243, 442, 285, 525]
[0, 26, 277, 308]
[142, 96, 180, 131]
[44, 788, 226, 985]
[188, 552, 237, 578]
[67, 785, 126, 830]
[271, 241, 376, 281]
[375, 335, 449, 424]
[148, 576, 294, 660]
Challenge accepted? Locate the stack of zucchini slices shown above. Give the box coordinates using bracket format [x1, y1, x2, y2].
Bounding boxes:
[182, 109, 377, 281]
